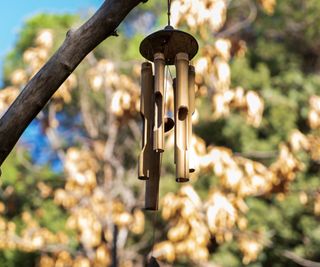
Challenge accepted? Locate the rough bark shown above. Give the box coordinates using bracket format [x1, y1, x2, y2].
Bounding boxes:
[0, 0, 145, 167]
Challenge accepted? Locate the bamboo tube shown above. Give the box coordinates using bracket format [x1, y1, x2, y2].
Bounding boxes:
[188, 65, 195, 173]
[153, 52, 165, 153]
[175, 52, 189, 182]
[140, 72, 161, 210]
[138, 62, 153, 180]
[145, 152, 161, 210]
[141, 60, 162, 210]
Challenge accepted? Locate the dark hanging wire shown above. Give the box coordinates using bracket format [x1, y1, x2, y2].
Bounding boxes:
[167, 0, 172, 26]
[150, 210, 157, 258]
[168, 65, 173, 81]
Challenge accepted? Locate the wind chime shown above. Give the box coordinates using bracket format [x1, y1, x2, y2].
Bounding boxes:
[138, 0, 199, 211]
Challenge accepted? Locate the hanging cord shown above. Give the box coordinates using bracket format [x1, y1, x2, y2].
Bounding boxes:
[150, 210, 157, 257]
[167, 0, 172, 26]
[168, 65, 173, 81]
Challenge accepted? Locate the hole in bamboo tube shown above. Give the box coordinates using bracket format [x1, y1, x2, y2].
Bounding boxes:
[155, 92, 163, 128]
[164, 117, 175, 133]
[140, 113, 146, 147]
[154, 92, 164, 153]
[176, 177, 189, 183]
[178, 107, 188, 120]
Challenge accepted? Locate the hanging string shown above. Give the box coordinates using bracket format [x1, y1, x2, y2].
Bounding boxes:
[167, 0, 172, 26]
[150, 210, 157, 257]
[168, 65, 174, 81]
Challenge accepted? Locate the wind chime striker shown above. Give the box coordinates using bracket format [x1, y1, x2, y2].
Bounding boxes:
[138, 3, 199, 211]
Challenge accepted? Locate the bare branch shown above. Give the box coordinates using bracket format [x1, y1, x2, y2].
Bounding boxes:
[0, 0, 146, 167]
[282, 250, 320, 267]
[234, 150, 278, 159]
[215, 0, 257, 38]
[79, 78, 100, 139]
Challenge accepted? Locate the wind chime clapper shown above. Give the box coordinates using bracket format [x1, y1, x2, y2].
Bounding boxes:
[138, 25, 199, 210]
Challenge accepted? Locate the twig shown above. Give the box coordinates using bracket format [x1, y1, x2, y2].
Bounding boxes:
[79, 76, 100, 139]
[282, 250, 320, 267]
[128, 120, 141, 141]
[215, 0, 257, 38]
[45, 105, 66, 163]
[234, 150, 278, 159]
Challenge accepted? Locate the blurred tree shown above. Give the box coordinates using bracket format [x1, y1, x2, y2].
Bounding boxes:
[1, 0, 320, 267]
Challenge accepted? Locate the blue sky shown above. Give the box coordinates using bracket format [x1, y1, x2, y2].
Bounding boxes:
[0, 0, 101, 85]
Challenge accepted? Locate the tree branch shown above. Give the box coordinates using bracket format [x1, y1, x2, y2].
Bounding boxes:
[215, 0, 257, 38]
[234, 150, 278, 159]
[0, 0, 146, 167]
[282, 250, 320, 267]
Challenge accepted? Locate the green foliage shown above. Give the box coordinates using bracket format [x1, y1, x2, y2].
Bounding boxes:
[3, 13, 78, 85]
[15, 13, 77, 53]
[0, 250, 37, 267]
[219, 1, 320, 265]
[0, 149, 68, 265]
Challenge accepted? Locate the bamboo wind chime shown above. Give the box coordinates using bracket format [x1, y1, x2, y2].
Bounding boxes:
[138, 5, 199, 210]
